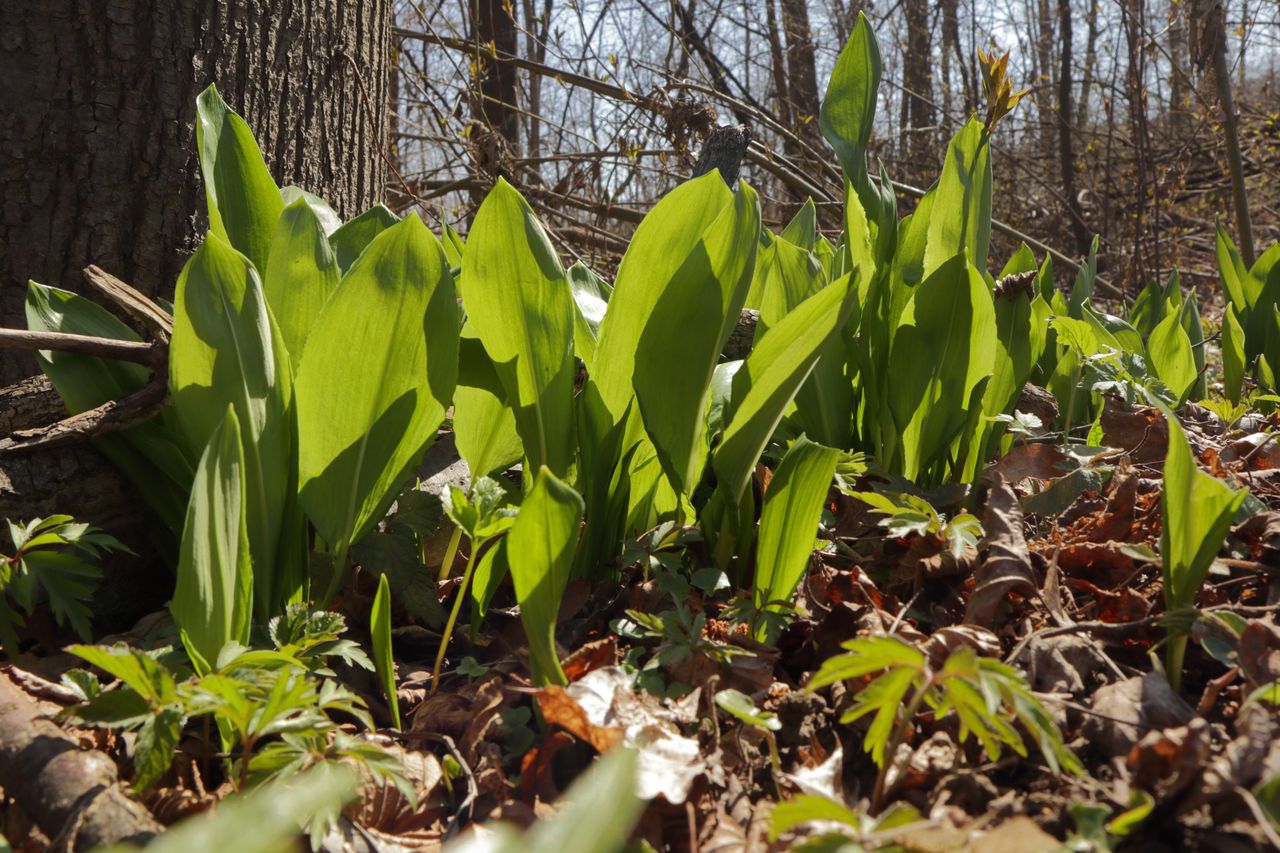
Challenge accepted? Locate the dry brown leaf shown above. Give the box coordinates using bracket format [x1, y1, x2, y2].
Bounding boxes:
[985, 442, 1071, 485]
[563, 667, 708, 803]
[1019, 633, 1110, 695]
[561, 635, 619, 682]
[1238, 621, 1280, 688]
[1126, 718, 1212, 802]
[533, 685, 625, 752]
[964, 477, 1037, 627]
[1083, 672, 1195, 755]
[1101, 403, 1168, 463]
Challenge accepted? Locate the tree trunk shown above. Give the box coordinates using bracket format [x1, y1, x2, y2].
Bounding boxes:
[900, 0, 936, 187]
[0, 0, 392, 384]
[468, 0, 521, 206]
[1057, 0, 1091, 252]
[779, 0, 822, 146]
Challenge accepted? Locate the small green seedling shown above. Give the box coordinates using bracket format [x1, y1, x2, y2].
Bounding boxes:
[0, 515, 129, 657]
[715, 688, 783, 787]
[807, 633, 1080, 811]
[431, 477, 517, 693]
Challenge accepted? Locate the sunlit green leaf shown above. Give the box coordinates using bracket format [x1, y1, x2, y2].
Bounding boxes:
[170, 406, 253, 675]
[296, 214, 459, 563]
[507, 467, 583, 686]
[195, 85, 282, 274]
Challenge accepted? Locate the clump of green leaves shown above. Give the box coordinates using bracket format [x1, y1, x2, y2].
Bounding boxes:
[0, 515, 129, 657]
[61, 608, 406, 808]
[846, 491, 983, 559]
[431, 475, 517, 692]
[807, 633, 1081, 810]
[617, 602, 749, 698]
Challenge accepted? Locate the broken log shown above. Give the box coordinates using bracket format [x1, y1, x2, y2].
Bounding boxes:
[0, 668, 161, 849]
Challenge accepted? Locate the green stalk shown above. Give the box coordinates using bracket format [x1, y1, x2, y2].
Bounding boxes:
[318, 543, 349, 609]
[430, 540, 479, 695]
[1165, 633, 1188, 695]
[436, 525, 463, 582]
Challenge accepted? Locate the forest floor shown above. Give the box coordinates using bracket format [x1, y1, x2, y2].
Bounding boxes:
[2, 397, 1280, 851]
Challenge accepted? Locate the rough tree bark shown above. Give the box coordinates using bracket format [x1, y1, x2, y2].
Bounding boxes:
[900, 0, 936, 187]
[0, 0, 393, 384]
[779, 0, 822, 147]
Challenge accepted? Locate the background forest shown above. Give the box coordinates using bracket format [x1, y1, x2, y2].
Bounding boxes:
[392, 0, 1279, 295]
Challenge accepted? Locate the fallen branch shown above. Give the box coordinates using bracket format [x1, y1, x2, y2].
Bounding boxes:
[0, 268, 171, 453]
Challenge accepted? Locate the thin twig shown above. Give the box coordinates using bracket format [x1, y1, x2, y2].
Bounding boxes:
[0, 329, 159, 366]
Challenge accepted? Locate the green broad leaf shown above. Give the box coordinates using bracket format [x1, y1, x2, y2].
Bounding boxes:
[67, 644, 178, 705]
[1221, 305, 1246, 405]
[1068, 236, 1100, 317]
[758, 235, 826, 333]
[753, 438, 838, 643]
[819, 12, 881, 180]
[1147, 309, 1197, 404]
[195, 85, 283, 274]
[329, 204, 400, 274]
[1177, 289, 1208, 400]
[924, 119, 993, 278]
[961, 280, 1039, 480]
[67, 686, 152, 728]
[470, 537, 510, 628]
[296, 213, 459, 561]
[171, 406, 254, 675]
[1161, 409, 1247, 611]
[1215, 221, 1255, 311]
[461, 178, 575, 476]
[25, 283, 193, 534]
[999, 243, 1038, 277]
[133, 707, 184, 792]
[1246, 681, 1280, 707]
[715, 688, 782, 732]
[714, 273, 858, 510]
[780, 198, 818, 250]
[279, 186, 342, 236]
[453, 335, 523, 480]
[591, 173, 735, 427]
[506, 467, 584, 686]
[370, 573, 400, 729]
[169, 232, 297, 619]
[887, 254, 997, 482]
[263, 197, 341, 365]
[769, 794, 863, 840]
[567, 262, 610, 370]
[633, 182, 761, 494]
[441, 220, 466, 269]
